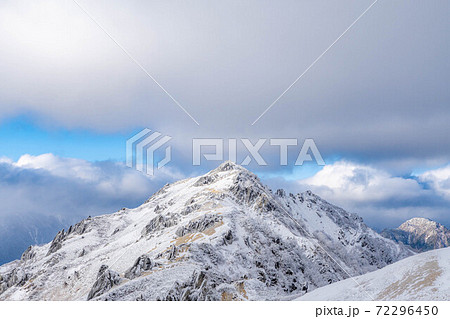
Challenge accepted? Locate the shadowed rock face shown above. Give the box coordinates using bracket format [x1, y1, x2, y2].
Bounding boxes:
[20, 246, 35, 262]
[175, 214, 222, 237]
[87, 265, 122, 300]
[0, 268, 30, 294]
[46, 218, 92, 256]
[141, 215, 176, 236]
[381, 217, 450, 252]
[124, 255, 156, 280]
[161, 271, 217, 301]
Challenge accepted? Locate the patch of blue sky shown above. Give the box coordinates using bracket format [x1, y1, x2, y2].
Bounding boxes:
[0, 115, 134, 162]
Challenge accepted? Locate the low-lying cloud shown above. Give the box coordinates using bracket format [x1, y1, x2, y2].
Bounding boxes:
[283, 161, 450, 230]
[0, 153, 181, 264]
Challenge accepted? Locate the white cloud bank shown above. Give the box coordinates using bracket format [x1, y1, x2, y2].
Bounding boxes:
[418, 165, 450, 199]
[13, 153, 169, 199]
[287, 161, 450, 230]
[299, 161, 424, 203]
[13, 153, 184, 200]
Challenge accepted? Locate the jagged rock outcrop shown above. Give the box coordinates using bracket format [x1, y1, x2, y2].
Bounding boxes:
[46, 218, 92, 256]
[222, 230, 233, 245]
[161, 271, 219, 301]
[67, 218, 90, 236]
[180, 204, 201, 216]
[194, 174, 218, 187]
[175, 214, 222, 237]
[87, 265, 122, 300]
[0, 268, 30, 294]
[124, 255, 155, 280]
[167, 245, 178, 260]
[141, 215, 177, 236]
[21, 246, 35, 262]
[46, 229, 66, 256]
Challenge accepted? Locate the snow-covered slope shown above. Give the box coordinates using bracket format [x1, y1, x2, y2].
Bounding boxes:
[381, 218, 450, 252]
[0, 162, 412, 300]
[297, 247, 450, 301]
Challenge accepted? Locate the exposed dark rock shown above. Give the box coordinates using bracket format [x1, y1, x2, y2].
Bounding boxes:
[46, 218, 92, 256]
[194, 174, 218, 187]
[175, 214, 222, 237]
[180, 204, 201, 216]
[228, 172, 276, 214]
[161, 271, 219, 301]
[0, 268, 30, 295]
[21, 246, 35, 262]
[153, 204, 166, 214]
[217, 161, 237, 172]
[222, 230, 233, 245]
[276, 189, 286, 197]
[87, 265, 122, 300]
[78, 248, 88, 257]
[141, 215, 176, 236]
[67, 219, 90, 236]
[124, 255, 155, 280]
[46, 229, 67, 256]
[167, 245, 178, 261]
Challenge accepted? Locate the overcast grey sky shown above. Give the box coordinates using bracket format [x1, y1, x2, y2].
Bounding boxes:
[0, 0, 448, 166]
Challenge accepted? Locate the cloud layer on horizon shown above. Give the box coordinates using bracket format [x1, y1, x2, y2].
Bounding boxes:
[286, 161, 450, 230]
[0, 153, 180, 219]
[1, 153, 449, 232]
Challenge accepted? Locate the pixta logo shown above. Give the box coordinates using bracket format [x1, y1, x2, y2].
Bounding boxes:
[192, 138, 325, 166]
[127, 132, 324, 175]
[126, 129, 172, 176]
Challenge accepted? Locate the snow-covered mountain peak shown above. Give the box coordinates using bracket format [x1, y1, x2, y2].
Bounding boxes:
[381, 217, 450, 252]
[398, 217, 438, 231]
[199, 161, 262, 187]
[0, 162, 412, 301]
[213, 160, 245, 173]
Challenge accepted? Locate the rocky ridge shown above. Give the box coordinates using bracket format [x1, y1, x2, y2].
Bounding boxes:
[0, 162, 412, 300]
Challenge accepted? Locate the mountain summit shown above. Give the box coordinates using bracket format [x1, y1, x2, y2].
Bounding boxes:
[381, 217, 450, 252]
[0, 162, 412, 300]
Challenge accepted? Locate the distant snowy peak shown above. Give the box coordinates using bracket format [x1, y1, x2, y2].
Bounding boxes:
[399, 217, 445, 233]
[0, 162, 412, 301]
[381, 217, 450, 252]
